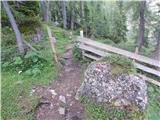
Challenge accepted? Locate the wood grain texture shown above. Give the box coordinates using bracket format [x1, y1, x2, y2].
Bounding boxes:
[77, 36, 160, 67]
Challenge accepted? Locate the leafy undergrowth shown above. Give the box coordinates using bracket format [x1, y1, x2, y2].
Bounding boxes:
[81, 82, 160, 120]
[82, 99, 143, 120]
[1, 25, 69, 120]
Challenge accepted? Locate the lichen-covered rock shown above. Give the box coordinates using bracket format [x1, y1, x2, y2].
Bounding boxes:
[75, 62, 147, 109]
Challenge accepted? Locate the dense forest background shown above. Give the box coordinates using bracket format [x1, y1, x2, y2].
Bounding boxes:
[1, 1, 160, 56]
[1, 1, 160, 120]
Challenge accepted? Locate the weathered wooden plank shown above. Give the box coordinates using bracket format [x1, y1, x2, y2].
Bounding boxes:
[78, 44, 108, 57]
[83, 53, 160, 86]
[80, 44, 160, 77]
[84, 53, 160, 86]
[77, 36, 160, 67]
[137, 74, 160, 86]
[83, 53, 100, 60]
[135, 63, 160, 77]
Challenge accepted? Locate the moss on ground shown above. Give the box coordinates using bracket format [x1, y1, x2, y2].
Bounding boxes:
[99, 54, 136, 74]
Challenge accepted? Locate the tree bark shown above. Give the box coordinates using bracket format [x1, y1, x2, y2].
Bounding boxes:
[40, 1, 45, 21]
[70, 1, 75, 30]
[135, 1, 146, 54]
[80, 1, 84, 27]
[45, 1, 50, 22]
[61, 0, 67, 29]
[53, 1, 58, 22]
[155, 32, 160, 61]
[80, 1, 87, 36]
[153, 31, 160, 71]
[40, 0, 50, 22]
[2, 1, 24, 54]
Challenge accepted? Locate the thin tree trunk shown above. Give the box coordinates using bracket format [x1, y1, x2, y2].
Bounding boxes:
[80, 1, 84, 27]
[61, 0, 67, 29]
[40, 1, 50, 22]
[80, 1, 87, 36]
[70, 1, 75, 30]
[46, 1, 50, 22]
[2, 1, 24, 54]
[40, 1, 45, 21]
[135, 1, 146, 54]
[53, 1, 58, 22]
[155, 32, 160, 61]
[154, 32, 160, 71]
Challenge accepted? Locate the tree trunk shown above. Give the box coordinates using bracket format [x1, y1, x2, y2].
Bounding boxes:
[70, 1, 75, 30]
[155, 32, 160, 61]
[40, 1, 46, 21]
[45, 1, 50, 22]
[80, 1, 87, 36]
[2, 1, 24, 54]
[135, 1, 146, 54]
[53, 1, 58, 22]
[61, 0, 67, 29]
[80, 1, 84, 27]
[40, 1, 50, 22]
[154, 32, 160, 71]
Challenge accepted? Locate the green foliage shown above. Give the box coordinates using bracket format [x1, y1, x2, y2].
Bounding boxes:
[2, 1, 41, 34]
[101, 54, 136, 73]
[2, 50, 47, 77]
[81, 97, 143, 120]
[1, 24, 70, 120]
[1, 26, 16, 46]
[1, 65, 57, 120]
[84, 1, 127, 43]
[72, 45, 83, 61]
[81, 82, 160, 120]
[60, 58, 66, 65]
[144, 83, 160, 120]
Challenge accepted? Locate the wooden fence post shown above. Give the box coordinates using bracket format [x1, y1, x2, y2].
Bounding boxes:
[80, 30, 85, 59]
[80, 30, 83, 38]
[47, 26, 59, 64]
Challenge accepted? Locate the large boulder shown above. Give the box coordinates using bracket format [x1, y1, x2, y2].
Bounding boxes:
[76, 62, 147, 109]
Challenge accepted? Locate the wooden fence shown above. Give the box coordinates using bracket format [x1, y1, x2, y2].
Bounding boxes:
[76, 36, 160, 85]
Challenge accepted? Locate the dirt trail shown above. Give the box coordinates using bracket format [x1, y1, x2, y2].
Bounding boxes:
[34, 44, 84, 120]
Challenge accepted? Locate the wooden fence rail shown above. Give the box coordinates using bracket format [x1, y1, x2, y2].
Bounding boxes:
[77, 36, 160, 77]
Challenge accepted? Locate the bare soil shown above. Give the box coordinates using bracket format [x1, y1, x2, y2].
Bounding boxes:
[34, 44, 84, 120]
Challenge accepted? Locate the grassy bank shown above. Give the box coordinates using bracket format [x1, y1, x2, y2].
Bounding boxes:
[81, 83, 160, 120]
[1, 25, 69, 120]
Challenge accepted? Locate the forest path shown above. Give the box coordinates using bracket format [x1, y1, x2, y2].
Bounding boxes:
[34, 43, 84, 120]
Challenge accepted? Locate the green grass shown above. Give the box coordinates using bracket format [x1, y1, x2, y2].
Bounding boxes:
[1, 25, 69, 120]
[78, 58, 160, 120]
[81, 81, 160, 120]
[78, 56, 160, 120]
[145, 83, 160, 120]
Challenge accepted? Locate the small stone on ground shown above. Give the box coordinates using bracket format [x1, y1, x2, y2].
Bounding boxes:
[59, 95, 66, 104]
[58, 107, 65, 115]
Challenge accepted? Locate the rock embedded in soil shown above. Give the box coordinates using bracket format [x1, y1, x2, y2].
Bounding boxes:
[76, 61, 148, 109]
[59, 95, 66, 104]
[49, 89, 57, 96]
[58, 107, 65, 115]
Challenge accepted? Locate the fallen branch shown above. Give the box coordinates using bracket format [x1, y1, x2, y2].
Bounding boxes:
[23, 40, 39, 53]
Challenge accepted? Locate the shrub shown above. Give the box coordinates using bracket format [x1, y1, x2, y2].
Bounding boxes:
[101, 54, 136, 73]
[81, 97, 143, 120]
[2, 50, 47, 77]
[72, 45, 83, 61]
